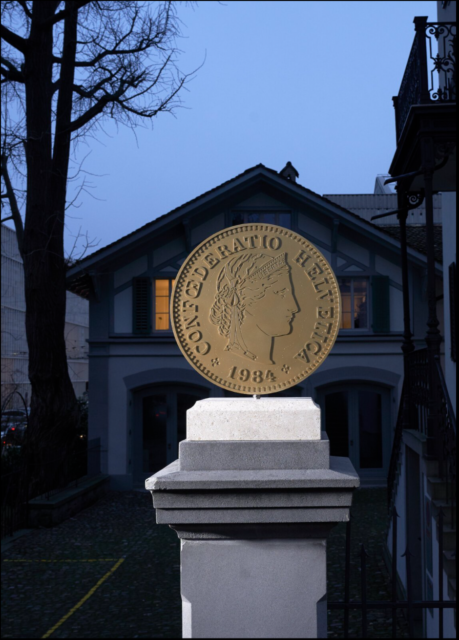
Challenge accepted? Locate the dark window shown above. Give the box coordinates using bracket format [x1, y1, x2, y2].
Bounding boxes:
[142, 395, 167, 473]
[138, 387, 209, 479]
[358, 390, 383, 468]
[325, 391, 349, 457]
[338, 278, 369, 329]
[232, 211, 291, 228]
[321, 385, 388, 475]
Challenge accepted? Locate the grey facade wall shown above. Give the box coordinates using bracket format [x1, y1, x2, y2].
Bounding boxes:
[1, 224, 89, 409]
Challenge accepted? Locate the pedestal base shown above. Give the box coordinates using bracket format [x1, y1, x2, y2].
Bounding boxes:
[148, 452, 358, 638]
[148, 399, 359, 638]
[181, 535, 327, 639]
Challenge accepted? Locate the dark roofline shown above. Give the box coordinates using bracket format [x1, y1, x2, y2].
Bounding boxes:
[67, 163, 269, 274]
[67, 163, 442, 284]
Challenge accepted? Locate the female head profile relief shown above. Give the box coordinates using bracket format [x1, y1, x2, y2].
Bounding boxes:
[210, 252, 299, 364]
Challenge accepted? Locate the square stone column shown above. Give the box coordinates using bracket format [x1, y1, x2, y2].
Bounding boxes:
[147, 398, 359, 639]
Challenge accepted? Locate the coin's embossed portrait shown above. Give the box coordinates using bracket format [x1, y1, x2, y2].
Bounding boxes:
[210, 252, 299, 364]
[172, 224, 340, 394]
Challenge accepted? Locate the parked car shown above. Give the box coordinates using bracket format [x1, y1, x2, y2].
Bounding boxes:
[2, 408, 26, 424]
[1, 410, 28, 446]
[2, 422, 27, 447]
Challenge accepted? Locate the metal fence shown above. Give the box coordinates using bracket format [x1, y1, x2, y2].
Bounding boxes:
[388, 349, 456, 528]
[328, 508, 456, 638]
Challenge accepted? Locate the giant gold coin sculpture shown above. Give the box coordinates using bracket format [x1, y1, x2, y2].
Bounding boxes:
[171, 224, 341, 395]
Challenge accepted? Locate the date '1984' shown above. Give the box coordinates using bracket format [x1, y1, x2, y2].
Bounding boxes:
[228, 367, 276, 383]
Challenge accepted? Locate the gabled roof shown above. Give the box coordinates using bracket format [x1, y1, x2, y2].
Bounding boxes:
[69, 163, 271, 270]
[67, 163, 440, 298]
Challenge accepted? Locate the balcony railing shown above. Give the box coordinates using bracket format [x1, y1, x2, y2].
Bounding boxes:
[394, 17, 456, 140]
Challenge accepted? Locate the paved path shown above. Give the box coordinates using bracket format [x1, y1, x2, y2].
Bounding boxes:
[2, 488, 407, 638]
[2, 491, 181, 638]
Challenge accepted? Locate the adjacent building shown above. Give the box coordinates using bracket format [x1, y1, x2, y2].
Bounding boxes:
[383, 2, 456, 637]
[1, 224, 89, 409]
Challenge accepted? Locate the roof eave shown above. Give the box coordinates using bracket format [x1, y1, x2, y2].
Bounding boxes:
[66, 165, 442, 281]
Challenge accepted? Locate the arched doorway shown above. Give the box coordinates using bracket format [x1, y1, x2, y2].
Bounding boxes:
[317, 383, 391, 483]
[133, 385, 209, 484]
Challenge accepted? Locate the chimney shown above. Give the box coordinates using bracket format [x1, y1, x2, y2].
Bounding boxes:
[279, 161, 299, 183]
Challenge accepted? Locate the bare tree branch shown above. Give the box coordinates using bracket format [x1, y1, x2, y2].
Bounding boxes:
[65, 225, 100, 263]
[1, 56, 25, 82]
[1, 153, 24, 257]
[0, 0, 199, 472]
[39, 0, 92, 28]
[0, 24, 28, 53]
[17, 1, 33, 20]
[69, 92, 112, 132]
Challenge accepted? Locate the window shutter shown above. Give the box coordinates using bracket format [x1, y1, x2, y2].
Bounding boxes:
[133, 278, 151, 335]
[371, 276, 390, 333]
[449, 262, 456, 362]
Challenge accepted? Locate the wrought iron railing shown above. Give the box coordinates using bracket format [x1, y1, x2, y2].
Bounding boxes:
[387, 382, 406, 511]
[395, 17, 456, 140]
[408, 347, 429, 437]
[434, 355, 456, 525]
[387, 348, 456, 527]
[329, 509, 456, 638]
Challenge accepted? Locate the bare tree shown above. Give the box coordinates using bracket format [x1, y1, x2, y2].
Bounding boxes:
[1, 0, 193, 485]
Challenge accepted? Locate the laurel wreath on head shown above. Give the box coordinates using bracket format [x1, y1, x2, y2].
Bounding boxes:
[210, 270, 243, 338]
[210, 254, 256, 336]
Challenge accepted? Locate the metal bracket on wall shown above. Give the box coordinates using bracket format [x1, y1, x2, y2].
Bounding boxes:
[371, 190, 425, 222]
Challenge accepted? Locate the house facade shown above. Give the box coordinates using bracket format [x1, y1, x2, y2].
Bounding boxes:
[67, 163, 442, 493]
[383, 3, 456, 637]
[1, 224, 89, 409]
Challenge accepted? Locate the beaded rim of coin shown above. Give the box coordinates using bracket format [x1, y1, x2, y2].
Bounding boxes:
[171, 224, 341, 395]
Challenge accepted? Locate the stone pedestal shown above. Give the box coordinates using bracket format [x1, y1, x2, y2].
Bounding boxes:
[146, 398, 359, 639]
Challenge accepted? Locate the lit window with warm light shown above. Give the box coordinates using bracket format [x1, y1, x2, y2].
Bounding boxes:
[154, 279, 175, 330]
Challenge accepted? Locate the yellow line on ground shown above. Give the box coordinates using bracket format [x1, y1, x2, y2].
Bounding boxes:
[41, 558, 124, 639]
[4, 559, 119, 563]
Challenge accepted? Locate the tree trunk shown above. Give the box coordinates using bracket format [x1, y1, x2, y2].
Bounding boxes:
[22, 1, 79, 493]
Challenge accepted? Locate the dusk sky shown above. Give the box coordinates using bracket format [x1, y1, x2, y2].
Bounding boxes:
[10, 1, 439, 258]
